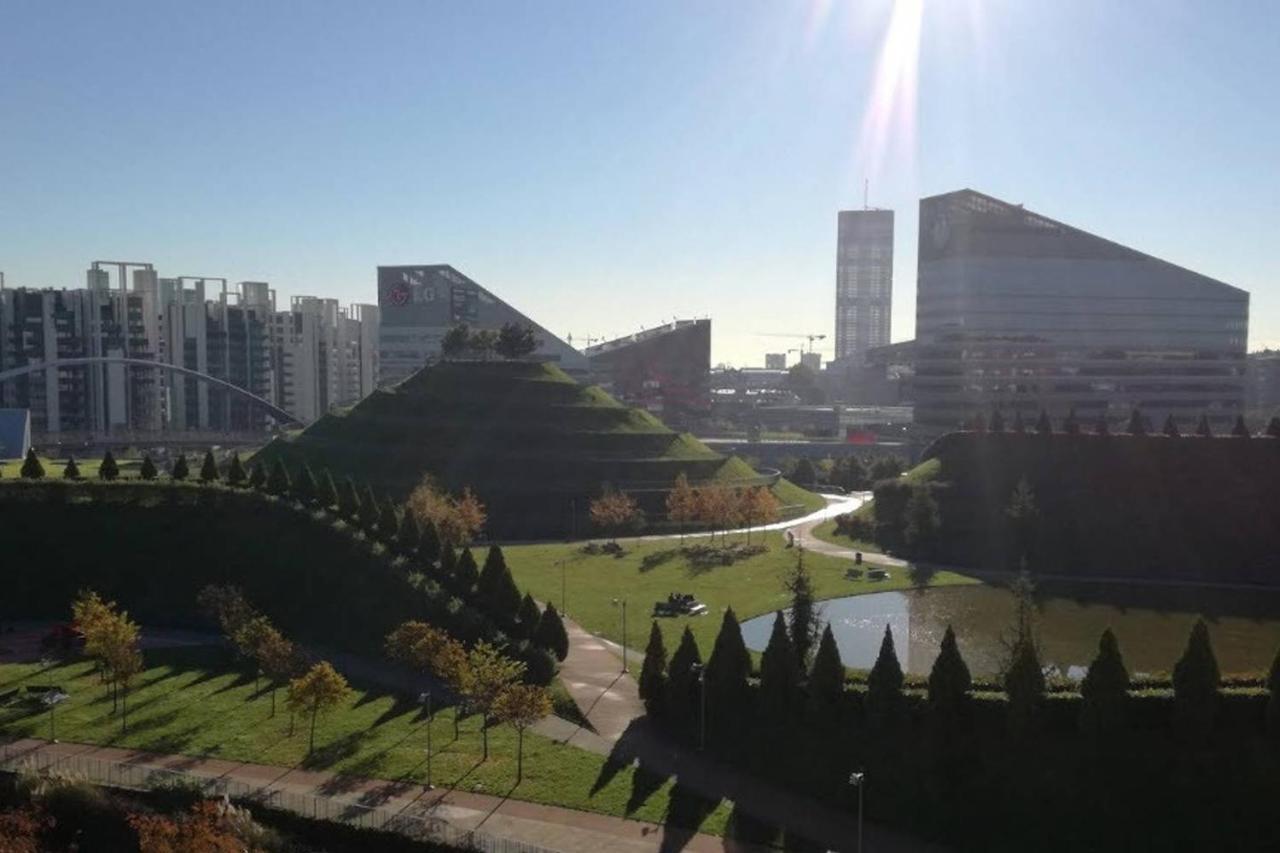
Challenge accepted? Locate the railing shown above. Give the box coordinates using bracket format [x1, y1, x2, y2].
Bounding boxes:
[0, 742, 554, 853]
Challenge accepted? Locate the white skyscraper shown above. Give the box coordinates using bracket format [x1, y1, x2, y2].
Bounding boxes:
[835, 209, 894, 362]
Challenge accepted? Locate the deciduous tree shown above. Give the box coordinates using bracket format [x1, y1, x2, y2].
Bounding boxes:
[493, 684, 551, 781]
[287, 661, 352, 754]
[494, 322, 540, 359]
[462, 642, 525, 759]
[589, 489, 641, 544]
[441, 323, 471, 358]
[666, 472, 699, 543]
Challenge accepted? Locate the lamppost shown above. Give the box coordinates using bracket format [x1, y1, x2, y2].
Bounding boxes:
[611, 598, 628, 672]
[849, 770, 865, 853]
[419, 691, 434, 790]
[559, 560, 567, 616]
[690, 663, 707, 752]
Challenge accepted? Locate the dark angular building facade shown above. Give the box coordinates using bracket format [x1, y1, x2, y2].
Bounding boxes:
[585, 319, 711, 429]
[914, 190, 1249, 431]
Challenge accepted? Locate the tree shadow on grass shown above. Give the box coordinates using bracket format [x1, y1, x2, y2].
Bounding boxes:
[626, 765, 668, 816]
[727, 802, 780, 847]
[658, 781, 721, 852]
[640, 549, 681, 573]
[304, 729, 376, 773]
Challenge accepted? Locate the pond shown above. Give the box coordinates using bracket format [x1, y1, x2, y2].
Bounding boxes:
[739, 582, 1280, 679]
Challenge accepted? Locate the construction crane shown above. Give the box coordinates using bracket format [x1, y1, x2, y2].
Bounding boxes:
[756, 332, 828, 353]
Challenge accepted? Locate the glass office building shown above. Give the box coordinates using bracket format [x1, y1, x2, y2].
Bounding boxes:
[835, 209, 894, 362]
[914, 190, 1249, 431]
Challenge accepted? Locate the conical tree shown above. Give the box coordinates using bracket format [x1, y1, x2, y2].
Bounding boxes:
[807, 624, 845, 721]
[418, 519, 442, 564]
[265, 459, 290, 495]
[990, 408, 1005, 433]
[339, 477, 361, 519]
[454, 548, 480, 595]
[1080, 628, 1129, 737]
[866, 625, 905, 723]
[358, 485, 380, 530]
[517, 593, 542, 639]
[171, 453, 190, 481]
[1035, 410, 1052, 435]
[705, 608, 752, 732]
[199, 450, 220, 483]
[1196, 413, 1213, 437]
[378, 497, 400, 540]
[1163, 414, 1180, 438]
[316, 469, 339, 509]
[1267, 417, 1280, 439]
[226, 453, 247, 487]
[534, 603, 570, 662]
[665, 627, 703, 735]
[396, 511, 422, 555]
[439, 545, 458, 584]
[293, 463, 318, 504]
[1062, 408, 1079, 435]
[1012, 410, 1026, 435]
[1173, 618, 1220, 736]
[139, 454, 158, 481]
[477, 545, 521, 621]
[99, 450, 120, 481]
[62, 456, 81, 480]
[638, 622, 668, 717]
[1232, 415, 1250, 438]
[759, 612, 800, 721]
[1004, 636, 1046, 731]
[247, 461, 265, 489]
[1126, 409, 1146, 436]
[1095, 412, 1109, 436]
[928, 625, 972, 721]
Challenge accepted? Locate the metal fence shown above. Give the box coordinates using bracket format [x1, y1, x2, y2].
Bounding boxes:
[0, 743, 555, 853]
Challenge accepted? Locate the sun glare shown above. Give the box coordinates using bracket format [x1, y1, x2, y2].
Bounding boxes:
[856, 0, 926, 181]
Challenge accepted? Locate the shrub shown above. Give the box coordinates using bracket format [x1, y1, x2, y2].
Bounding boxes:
[99, 450, 119, 481]
[265, 460, 291, 496]
[534, 603, 569, 662]
[62, 456, 81, 480]
[199, 450, 219, 483]
[171, 453, 189, 481]
[226, 453, 247, 487]
[140, 454, 158, 481]
[247, 461, 265, 490]
[21, 449, 44, 480]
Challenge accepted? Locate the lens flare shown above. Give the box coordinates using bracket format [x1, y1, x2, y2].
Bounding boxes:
[856, 0, 925, 181]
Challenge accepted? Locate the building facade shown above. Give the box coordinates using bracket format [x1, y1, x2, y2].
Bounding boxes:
[584, 319, 711, 429]
[913, 189, 1249, 431]
[835, 209, 894, 362]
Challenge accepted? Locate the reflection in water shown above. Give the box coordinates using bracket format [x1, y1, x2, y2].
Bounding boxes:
[740, 584, 1280, 678]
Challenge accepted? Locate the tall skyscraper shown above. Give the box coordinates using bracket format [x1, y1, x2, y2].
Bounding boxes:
[835, 209, 894, 362]
[913, 189, 1249, 431]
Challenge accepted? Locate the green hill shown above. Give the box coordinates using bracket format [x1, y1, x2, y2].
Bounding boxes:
[254, 360, 804, 537]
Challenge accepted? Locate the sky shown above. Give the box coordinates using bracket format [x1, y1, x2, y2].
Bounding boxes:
[1, 0, 1277, 366]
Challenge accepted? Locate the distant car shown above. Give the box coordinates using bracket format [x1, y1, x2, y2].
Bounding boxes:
[867, 569, 890, 581]
[653, 593, 709, 617]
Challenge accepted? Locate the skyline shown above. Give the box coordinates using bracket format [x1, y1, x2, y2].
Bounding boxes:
[2, 1, 1277, 365]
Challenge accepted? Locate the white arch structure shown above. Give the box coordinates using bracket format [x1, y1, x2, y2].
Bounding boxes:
[0, 357, 301, 426]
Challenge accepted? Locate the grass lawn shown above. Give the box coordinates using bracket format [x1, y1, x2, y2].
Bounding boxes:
[504, 532, 975, 662]
[808, 518, 878, 554]
[0, 645, 734, 836]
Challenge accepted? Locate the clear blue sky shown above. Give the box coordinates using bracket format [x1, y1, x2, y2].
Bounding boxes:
[2, 0, 1277, 365]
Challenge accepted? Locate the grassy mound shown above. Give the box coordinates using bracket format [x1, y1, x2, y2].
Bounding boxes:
[253, 361, 797, 537]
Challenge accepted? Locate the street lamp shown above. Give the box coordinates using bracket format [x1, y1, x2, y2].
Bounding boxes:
[690, 663, 706, 752]
[559, 559, 567, 616]
[611, 598, 628, 672]
[849, 770, 865, 853]
[419, 691, 434, 790]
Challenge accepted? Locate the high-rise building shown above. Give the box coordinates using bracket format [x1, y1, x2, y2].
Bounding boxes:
[377, 264, 587, 385]
[914, 189, 1249, 431]
[835, 209, 894, 362]
[765, 353, 787, 370]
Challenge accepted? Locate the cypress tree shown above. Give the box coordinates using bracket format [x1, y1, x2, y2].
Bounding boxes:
[1173, 618, 1220, 736]
[1035, 409, 1052, 435]
[139, 454, 158, 481]
[759, 611, 800, 721]
[20, 449, 44, 479]
[1266, 645, 1280, 740]
[705, 608, 752, 725]
[1080, 628, 1129, 737]
[1196, 413, 1213, 437]
[1004, 636, 1046, 731]
[785, 552, 820, 670]
[339, 477, 361, 518]
[378, 497, 400, 539]
[62, 456, 81, 480]
[99, 450, 119, 481]
[477, 546, 521, 621]
[455, 548, 480, 595]
[247, 461, 265, 489]
[807, 624, 845, 720]
[226, 452, 246, 487]
[171, 453, 189, 481]
[396, 511, 422, 554]
[1267, 417, 1280, 439]
[665, 627, 703, 734]
[294, 463, 318, 504]
[439, 545, 458, 583]
[638, 622, 668, 717]
[1231, 415, 1250, 438]
[989, 408, 1005, 433]
[316, 469, 339, 509]
[517, 593, 542, 639]
[265, 459, 290, 495]
[199, 450, 219, 483]
[866, 625, 905, 722]
[358, 485, 380, 530]
[418, 519, 442, 564]
[1126, 409, 1146, 436]
[928, 625, 972, 719]
[535, 603, 570, 662]
[1163, 414, 1180, 438]
[1011, 410, 1026, 434]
